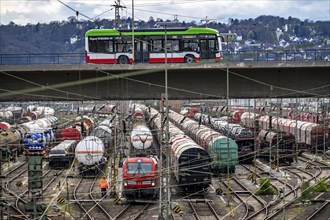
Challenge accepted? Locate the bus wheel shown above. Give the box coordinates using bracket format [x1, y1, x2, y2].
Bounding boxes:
[184, 55, 195, 63]
[118, 56, 129, 64]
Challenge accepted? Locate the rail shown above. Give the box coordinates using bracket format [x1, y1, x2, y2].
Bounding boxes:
[0, 49, 329, 65]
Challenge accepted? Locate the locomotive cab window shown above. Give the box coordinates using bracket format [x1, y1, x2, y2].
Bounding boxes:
[127, 162, 152, 174]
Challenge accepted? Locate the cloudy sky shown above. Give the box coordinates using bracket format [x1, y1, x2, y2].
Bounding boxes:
[0, 0, 329, 25]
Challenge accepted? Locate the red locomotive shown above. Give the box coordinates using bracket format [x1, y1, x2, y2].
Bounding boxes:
[122, 157, 159, 199]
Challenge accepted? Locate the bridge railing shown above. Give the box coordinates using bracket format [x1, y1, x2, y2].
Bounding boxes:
[0, 49, 329, 65]
[221, 49, 330, 62]
[0, 53, 85, 65]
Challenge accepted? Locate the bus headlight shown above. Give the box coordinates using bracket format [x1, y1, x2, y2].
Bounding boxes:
[151, 181, 155, 186]
[124, 181, 128, 186]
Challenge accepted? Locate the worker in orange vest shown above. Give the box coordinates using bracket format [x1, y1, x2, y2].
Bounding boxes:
[98, 176, 109, 198]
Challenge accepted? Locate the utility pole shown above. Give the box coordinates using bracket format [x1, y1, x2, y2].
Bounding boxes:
[0, 149, 4, 220]
[201, 16, 209, 27]
[111, 0, 126, 29]
[276, 98, 279, 171]
[295, 98, 299, 163]
[226, 35, 231, 208]
[159, 94, 164, 220]
[131, 0, 135, 63]
[164, 25, 171, 220]
[253, 98, 257, 183]
[322, 99, 326, 154]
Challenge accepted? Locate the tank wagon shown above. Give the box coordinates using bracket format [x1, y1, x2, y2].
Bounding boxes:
[129, 106, 153, 152]
[0, 117, 58, 159]
[130, 121, 153, 151]
[0, 107, 25, 123]
[126, 105, 154, 155]
[75, 117, 114, 175]
[0, 122, 11, 130]
[169, 110, 238, 173]
[122, 157, 159, 199]
[143, 106, 211, 193]
[0, 126, 28, 162]
[75, 136, 105, 175]
[49, 140, 77, 168]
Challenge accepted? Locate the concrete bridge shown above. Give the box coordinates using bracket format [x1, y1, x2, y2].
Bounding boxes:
[0, 61, 329, 101]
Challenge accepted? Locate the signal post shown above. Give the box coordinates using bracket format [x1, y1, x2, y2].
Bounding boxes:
[25, 154, 47, 219]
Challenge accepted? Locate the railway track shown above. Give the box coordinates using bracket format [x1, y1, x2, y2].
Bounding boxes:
[220, 177, 268, 220]
[72, 177, 113, 219]
[2, 162, 62, 219]
[2, 161, 29, 219]
[240, 163, 299, 220]
[299, 154, 330, 169]
[187, 197, 221, 220]
[306, 200, 330, 220]
[266, 159, 327, 219]
[112, 203, 150, 220]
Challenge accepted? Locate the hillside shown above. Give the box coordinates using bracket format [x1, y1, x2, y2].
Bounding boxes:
[0, 15, 329, 54]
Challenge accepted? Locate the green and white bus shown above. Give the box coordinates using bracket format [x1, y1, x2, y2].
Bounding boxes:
[85, 27, 222, 64]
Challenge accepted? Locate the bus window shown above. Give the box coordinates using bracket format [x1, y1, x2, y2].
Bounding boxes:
[116, 40, 132, 52]
[152, 39, 162, 52]
[88, 39, 98, 52]
[88, 37, 114, 53]
[208, 40, 215, 51]
[97, 40, 107, 53]
[106, 41, 114, 53]
[182, 39, 198, 51]
[170, 40, 179, 52]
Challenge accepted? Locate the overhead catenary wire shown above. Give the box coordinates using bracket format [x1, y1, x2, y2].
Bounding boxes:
[57, 0, 94, 21]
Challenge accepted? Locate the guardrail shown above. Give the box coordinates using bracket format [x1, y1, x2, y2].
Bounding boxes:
[0, 49, 329, 65]
[0, 53, 85, 65]
[222, 49, 330, 62]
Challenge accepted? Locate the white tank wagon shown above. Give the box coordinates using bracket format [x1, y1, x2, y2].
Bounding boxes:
[75, 136, 105, 175]
[90, 118, 113, 155]
[130, 120, 153, 150]
[74, 117, 115, 175]
[0, 107, 25, 123]
[131, 105, 145, 120]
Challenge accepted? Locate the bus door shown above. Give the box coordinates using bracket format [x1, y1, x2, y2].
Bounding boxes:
[135, 39, 149, 63]
[200, 39, 216, 60]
